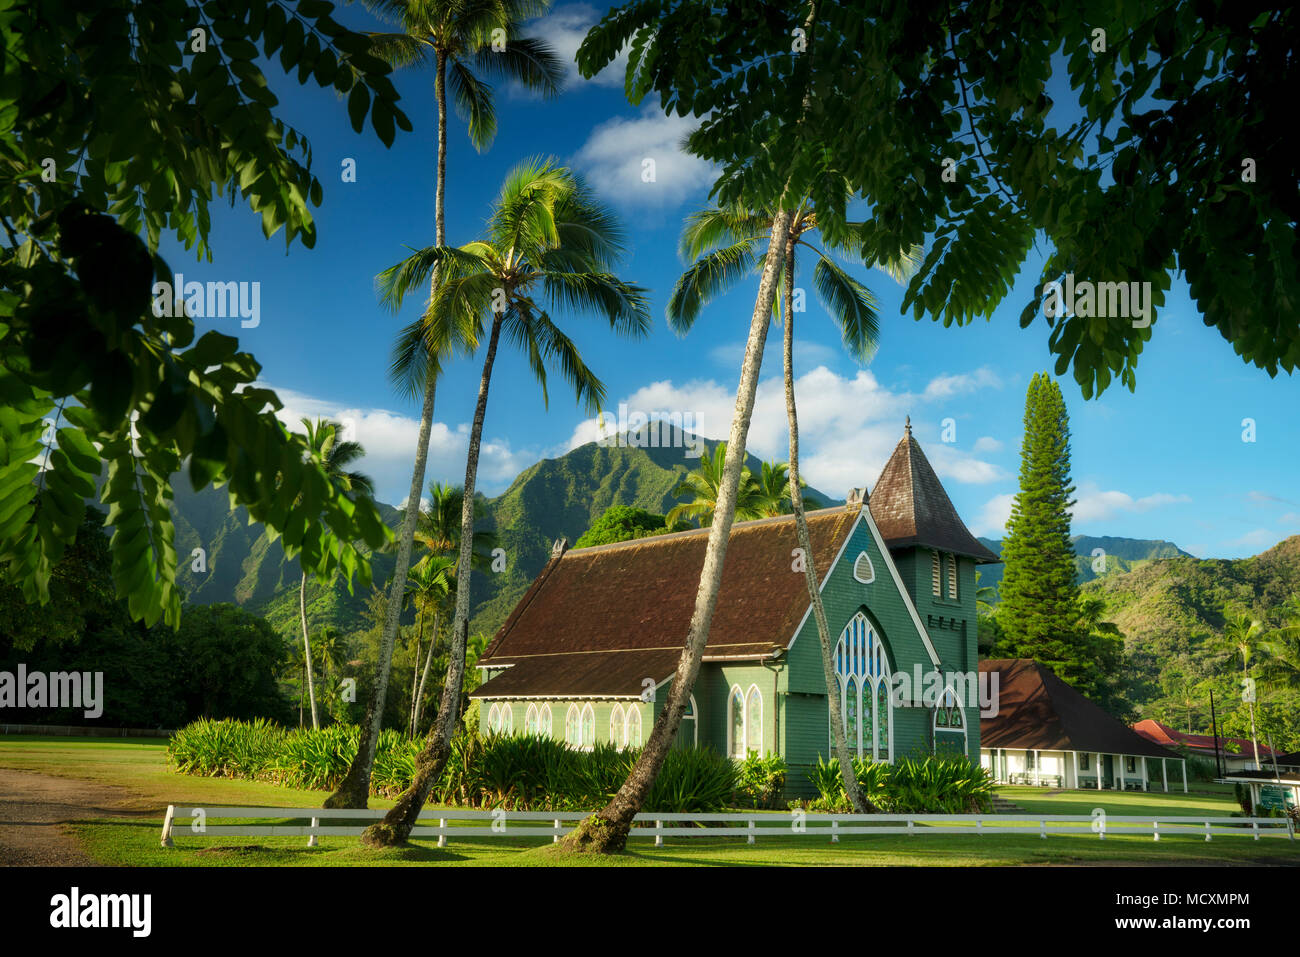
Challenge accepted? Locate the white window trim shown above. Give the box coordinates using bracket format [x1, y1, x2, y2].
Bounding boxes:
[525, 703, 539, 736]
[487, 703, 500, 734]
[581, 703, 596, 751]
[745, 684, 763, 757]
[540, 703, 553, 737]
[565, 703, 581, 747]
[500, 703, 512, 734]
[610, 703, 626, 747]
[852, 551, 875, 584]
[625, 704, 643, 748]
[932, 685, 968, 755]
[727, 685, 746, 759]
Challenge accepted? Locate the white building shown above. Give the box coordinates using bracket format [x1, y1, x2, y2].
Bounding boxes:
[979, 659, 1186, 792]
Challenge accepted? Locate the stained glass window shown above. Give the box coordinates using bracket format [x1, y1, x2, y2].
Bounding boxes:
[581, 703, 595, 749]
[540, 704, 553, 737]
[834, 613, 892, 761]
[729, 687, 745, 759]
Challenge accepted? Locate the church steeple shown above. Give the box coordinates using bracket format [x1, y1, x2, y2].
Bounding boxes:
[868, 420, 999, 563]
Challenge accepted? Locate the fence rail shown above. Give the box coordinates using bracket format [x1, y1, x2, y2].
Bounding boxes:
[160, 806, 1297, 849]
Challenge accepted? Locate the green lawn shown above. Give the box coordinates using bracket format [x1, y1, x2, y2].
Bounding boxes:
[4, 736, 1297, 867]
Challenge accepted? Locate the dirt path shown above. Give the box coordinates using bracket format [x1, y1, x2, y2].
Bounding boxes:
[0, 768, 151, 866]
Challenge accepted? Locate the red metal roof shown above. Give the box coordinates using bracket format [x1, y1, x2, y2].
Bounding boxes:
[1132, 718, 1277, 759]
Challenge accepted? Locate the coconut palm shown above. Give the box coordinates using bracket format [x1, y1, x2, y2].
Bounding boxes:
[415, 481, 496, 572]
[362, 158, 650, 845]
[298, 418, 374, 730]
[662, 198, 918, 814]
[326, 0, 564, 810]
[1260, 597, 1300, 692]
[753, 459, 817, 516]
[665, 442, 765, 527]
[404, 556, 454, 736]
[1222, 609, 1266, 769]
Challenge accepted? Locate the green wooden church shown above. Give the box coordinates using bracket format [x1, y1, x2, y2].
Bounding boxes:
[471, 421, 997, 790]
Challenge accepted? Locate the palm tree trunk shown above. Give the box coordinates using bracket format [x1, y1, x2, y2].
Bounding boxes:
[364, 313, 504, 846]
[300, 571, 319, 730]
[323, 381, 437, 808]
[559, 209, 797, 854]
[780, 239, 872, 814]
[409, 609, 422, 737]
[323, 49, 450, 810]
[413, 609, 440, 735]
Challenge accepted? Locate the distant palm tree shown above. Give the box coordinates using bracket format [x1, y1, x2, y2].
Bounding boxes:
[1222, 609, 1265, 768]
[327, 0, 564, 810]
[299, 418, 373, 730]
[668, 198, 918, 814]
[1260, 597, 1300, 692]
[366, 158, 650, 845]
[666, 442, 765, 527]
[404, 556, 454, 737]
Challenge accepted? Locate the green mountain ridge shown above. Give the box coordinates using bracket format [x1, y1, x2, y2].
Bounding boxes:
[176, 433, 829, 641]
[976, 534, 1194, 594]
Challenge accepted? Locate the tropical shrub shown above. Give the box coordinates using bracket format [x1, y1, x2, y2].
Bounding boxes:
[734, 753, 788, 809]
[799, 754, 993, 813]
[168, 719, 737, 809]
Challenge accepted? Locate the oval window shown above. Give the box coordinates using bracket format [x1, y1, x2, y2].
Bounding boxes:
[853, 551, 875, 584]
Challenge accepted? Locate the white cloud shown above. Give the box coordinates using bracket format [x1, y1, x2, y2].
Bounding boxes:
[1281, 512, 1300, 527]
[970, 493, 1016, 538]
[268, 385, 536, 504]
[923, 367, 1002, 400]
[563, 364, 1005, 497]
[1223, 528, 1279, 550]
[1071, 482, 1192, 524]
[572, 104, 716, 208]
[973, 435, 1003, 453]
[527, 4, 628, 89]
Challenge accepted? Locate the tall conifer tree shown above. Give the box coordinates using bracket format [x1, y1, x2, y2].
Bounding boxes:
[998, 373, 1084, 672]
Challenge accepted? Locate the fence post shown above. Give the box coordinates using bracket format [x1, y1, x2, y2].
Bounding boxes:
[552, 820, 560, 844]
[438, 819, 447, 848]
[1152, 821, 1159, 842]
[655, 821, 663, 848]
[908, 818, 915, 837]
[747, 818, 756, 845]
[1204, 820, 1212, 842]
[1252, 820, 1259, 841]
[308, 817, 319, 847]
[1040, 819, 1046, 839]
[160, 805, 175, 848]
[831, 820, 839, 844]
[976, 818, 983, 836]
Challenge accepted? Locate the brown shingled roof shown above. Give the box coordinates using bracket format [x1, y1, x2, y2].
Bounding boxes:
[472, 506, 860, 698]
[979, 659, 1178, 760]
[869, 420, 1000, 562]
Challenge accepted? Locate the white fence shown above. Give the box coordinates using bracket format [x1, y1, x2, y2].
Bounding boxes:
[160, 806, 1296, 848]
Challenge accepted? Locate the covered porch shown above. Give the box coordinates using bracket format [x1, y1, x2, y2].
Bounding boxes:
[981, 747, 1188, 792]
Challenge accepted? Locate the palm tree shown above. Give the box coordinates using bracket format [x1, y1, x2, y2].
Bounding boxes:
[1260, 597, 1300, 692]
[753, 459, 816, 516]
[405, 555, 456, 737]
[665, 442, 765, 527]
[404, 557, 453, 736]
[662, 198, 917, 815]
[298, 418, 374, 730]
[1222, 609, 1265, 769]
[363, 158, 650, 845]
[409, 482, 495, 736]
[326, 0, 564, 809]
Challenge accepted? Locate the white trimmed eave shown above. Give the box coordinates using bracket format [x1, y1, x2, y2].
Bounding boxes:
[784, 506, 942, 668]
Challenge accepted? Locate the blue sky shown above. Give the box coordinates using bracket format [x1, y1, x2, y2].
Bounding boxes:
[162, 3, 1300, 560]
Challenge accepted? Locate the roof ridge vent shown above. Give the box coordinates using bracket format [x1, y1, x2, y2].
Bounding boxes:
[551, 537, 569, 558]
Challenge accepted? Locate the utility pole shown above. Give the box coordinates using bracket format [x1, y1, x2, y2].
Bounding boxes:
[1209, 690, 1223, 779]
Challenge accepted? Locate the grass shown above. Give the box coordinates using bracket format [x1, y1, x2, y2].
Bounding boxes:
[4, 736, 1298, 867]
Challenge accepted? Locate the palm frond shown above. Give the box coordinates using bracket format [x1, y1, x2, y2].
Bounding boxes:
[812, 255, 882, 363]
[666, 240, 758, 335]
[447, 57, 498, 150]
